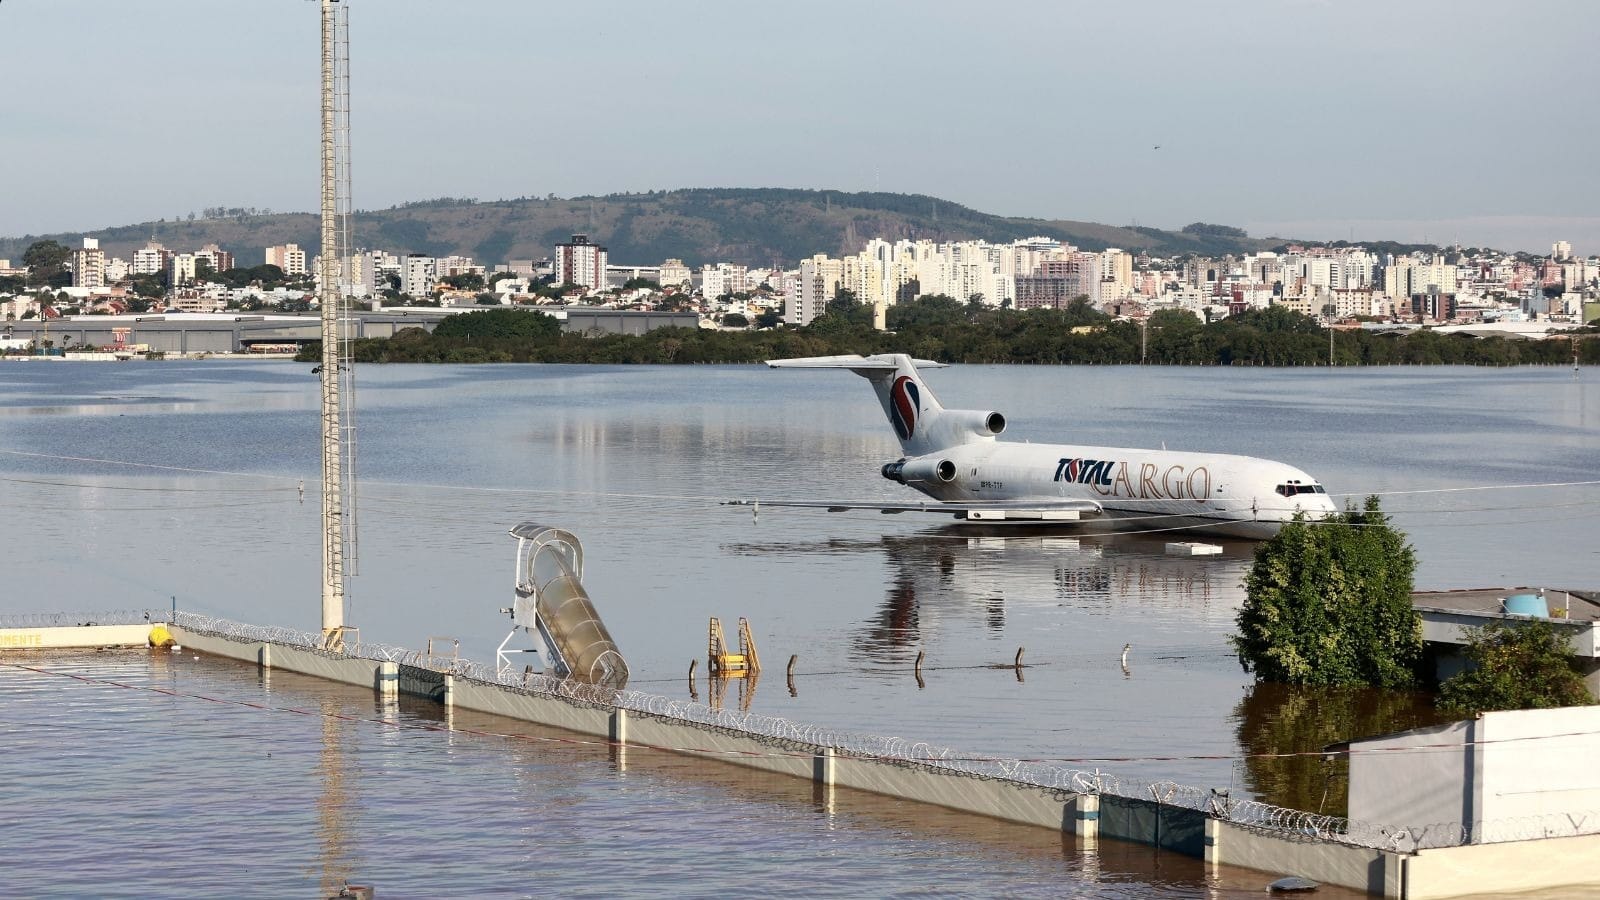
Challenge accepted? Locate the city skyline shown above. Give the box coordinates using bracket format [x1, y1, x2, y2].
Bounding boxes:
[3, 0, 1597, 252]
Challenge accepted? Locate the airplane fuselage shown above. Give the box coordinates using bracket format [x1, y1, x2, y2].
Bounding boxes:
[765, 354, 1338, 540]
[894, 441, 1338, 539]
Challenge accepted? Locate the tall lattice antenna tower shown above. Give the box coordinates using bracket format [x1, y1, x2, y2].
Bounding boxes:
[319, 0, 358, 648]
[334, 0, 359, 579]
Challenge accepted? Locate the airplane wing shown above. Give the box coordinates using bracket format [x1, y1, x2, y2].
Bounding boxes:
[724, 497, 1103, 522]
[767, 354, 946, 370]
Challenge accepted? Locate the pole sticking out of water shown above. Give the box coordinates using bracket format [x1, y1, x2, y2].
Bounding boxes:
[318, 0, 346, 648]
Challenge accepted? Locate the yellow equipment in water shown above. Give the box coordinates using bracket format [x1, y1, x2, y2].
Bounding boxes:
[707, 617, 760, 677]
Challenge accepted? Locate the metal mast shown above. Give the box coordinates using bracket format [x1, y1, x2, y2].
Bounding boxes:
[318, 0, 356, 648]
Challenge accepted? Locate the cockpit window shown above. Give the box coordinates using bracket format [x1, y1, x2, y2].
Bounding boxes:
[1275, 482, 1327, 497]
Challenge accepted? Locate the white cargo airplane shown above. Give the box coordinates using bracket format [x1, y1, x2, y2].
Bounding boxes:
[733, 354, 1338, 539]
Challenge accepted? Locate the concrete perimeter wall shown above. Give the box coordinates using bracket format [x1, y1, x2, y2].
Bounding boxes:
[171, 627, 391, 693]
[1403, 833, 1600, 899]
[1208, 820, 1403, 897]
[0, 624, 155, 650]
[166, 625, 1084, 834]
[447, 676, 611, 737]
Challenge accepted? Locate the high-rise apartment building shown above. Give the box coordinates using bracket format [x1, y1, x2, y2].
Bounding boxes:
[701, 263, 750, 299]
[436, 256, 481, 279]
[789, 254, 845, 326]
[132, 241, 171, 276]
[554, 234, 607, 290]
[1032, 255, 1102, 307]
[265, 243, 308, 276]
[195, 243, 234, 273]
[169, 253, 197, 286]
[659, 259, 692, 288]
[1099, 248, 1133, 301]
[401, 254, 436, 298]
[71, 238, 106, 290]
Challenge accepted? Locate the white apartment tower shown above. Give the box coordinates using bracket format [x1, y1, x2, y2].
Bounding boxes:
[789, 254, 845, 326]
[169, 253, 198, 286]
[132, 240, 171, 276]
[554, 234, 607, 291]
[701, 263, 750, 299]
[71, 238, 106, 290]
[402, 254, 437, 298]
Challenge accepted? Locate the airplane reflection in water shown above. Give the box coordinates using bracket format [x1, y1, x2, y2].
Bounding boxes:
[727, 527, 1252, 661]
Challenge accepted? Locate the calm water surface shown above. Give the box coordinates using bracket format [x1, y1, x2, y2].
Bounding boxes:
[1, 360, 1595, 894]
[3, 649, 1378, 898]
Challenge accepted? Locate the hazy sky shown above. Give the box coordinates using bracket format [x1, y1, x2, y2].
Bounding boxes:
[4, 0, 1597, 252]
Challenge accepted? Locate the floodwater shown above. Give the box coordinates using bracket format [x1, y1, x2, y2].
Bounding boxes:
[2, 649, 1379, 898]
[1, 360, 1596, 895]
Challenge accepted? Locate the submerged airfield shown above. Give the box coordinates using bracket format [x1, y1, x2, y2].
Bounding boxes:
[2, 360, 1597, 896]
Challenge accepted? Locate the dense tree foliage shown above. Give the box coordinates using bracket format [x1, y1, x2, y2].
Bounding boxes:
[1233, 497, 1422, 688]
[201, 263, 290, 290]
[130, 271, 168, 299]
[294, 299, 1600, 367]
[1182, 222, 1248, 238]
[431, 307, 560, 341]
[1437, 621, 1595, 715]
[22, 240, 71, 287]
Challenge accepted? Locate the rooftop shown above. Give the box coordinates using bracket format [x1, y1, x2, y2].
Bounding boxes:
[1413, 587, 1600, 623]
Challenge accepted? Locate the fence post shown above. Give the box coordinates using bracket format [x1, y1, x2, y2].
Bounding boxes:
[1074, 794, 1099, 844]
[376, 660, 398, 698]
[814, 747, 835, 786]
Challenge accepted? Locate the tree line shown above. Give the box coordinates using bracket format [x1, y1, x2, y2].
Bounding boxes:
[298, 296, 1600, 366]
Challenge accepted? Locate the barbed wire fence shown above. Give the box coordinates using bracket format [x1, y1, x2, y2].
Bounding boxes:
[0, 610, 158, 629]
[8, 609, 1599, 853]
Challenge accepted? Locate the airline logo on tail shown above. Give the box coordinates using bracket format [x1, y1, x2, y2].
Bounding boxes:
[889, 375, 920, 440]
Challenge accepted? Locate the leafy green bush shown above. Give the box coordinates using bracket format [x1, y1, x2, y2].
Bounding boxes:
[1438, 620, 1595, 715]
[1233, 497, 1421, 687]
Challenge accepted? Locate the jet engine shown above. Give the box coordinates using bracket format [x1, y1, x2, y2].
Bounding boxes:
[881, 457, 957, 485]
[943, 410, 1006, 438]
[914, 409, 1005, 449]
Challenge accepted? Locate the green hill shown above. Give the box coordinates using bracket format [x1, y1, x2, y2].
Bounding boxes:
[1, 189, 1279, 269]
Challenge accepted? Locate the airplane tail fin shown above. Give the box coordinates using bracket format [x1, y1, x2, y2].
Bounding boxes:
[767, 354, 1004, 457]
